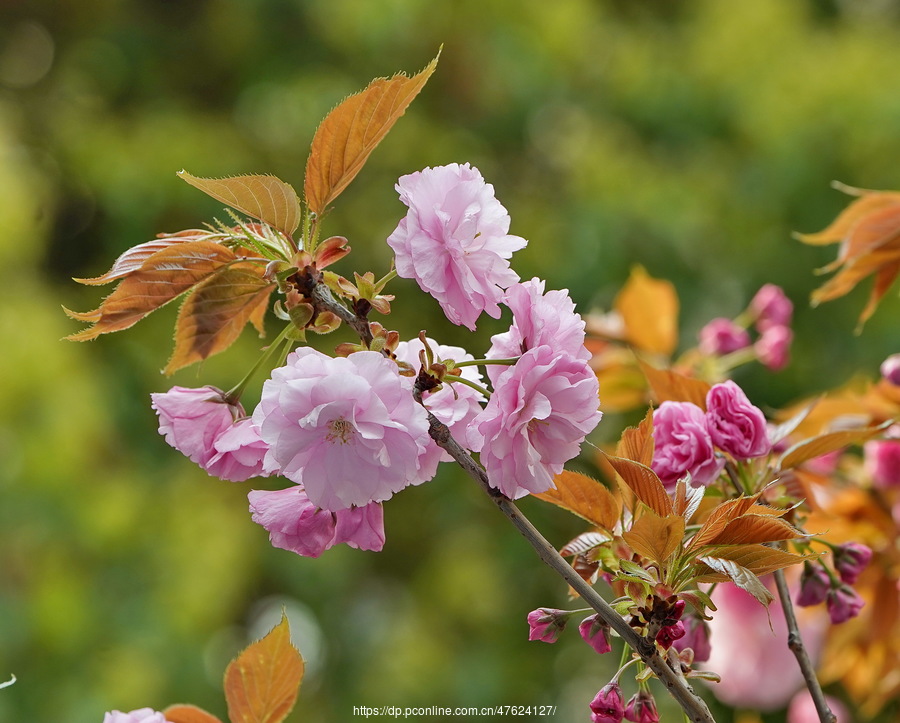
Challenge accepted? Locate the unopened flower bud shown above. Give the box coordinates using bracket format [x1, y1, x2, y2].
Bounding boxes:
[826, 584, 865, 624]
[624, 690, 659, 723]
[579, 614, 612, 654]
[880, 354, 900, 386]
[833, 542, 873, 585]
[755, 323, 793, 371]
[864, 439, 900, 488]
[590, 682, 625, 723]
[673, 615, 712, 662]
[655, 621, 686, 649]
[698, 318, 751, 355]
[526, 608, 568, 643]
[750, 284, 793, 330]
[796, 562, 831, 607]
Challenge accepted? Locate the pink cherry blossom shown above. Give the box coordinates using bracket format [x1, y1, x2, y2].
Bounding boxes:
[624, 691, 659, 723]
[651, 401, 724, 489]
[833, 542, 873, 585]
[673, 615, 711, 662]
[102, 710, 171, 723]
[826, 584, 865, 624]
[750, 283, 793, 330]
[204, 418, 270, 482]
[864, 439, 900, 488]
[755, 323, 793, 371]
[252, 348, 431, 511]
[578, 614, 612, 654]
[386, 163, 527, 330]
[787, 690, 851, 723]
[590, 682, 625, 723]
[698, 317, 751, 355]
[706, 380, 771, 459]
[526, 607, 568, 643]
[394, 336, 484, 472]
[796, 563, 831, 607]
[881, 353, 900, 385]
[468, 346, 602, 498]
[487, 277, 590, 383]
[248, 486, 384, 558]
[151, 386, 241, 468]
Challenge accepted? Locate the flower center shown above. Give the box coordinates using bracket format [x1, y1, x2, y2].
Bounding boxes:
[326, 417, 355, 444]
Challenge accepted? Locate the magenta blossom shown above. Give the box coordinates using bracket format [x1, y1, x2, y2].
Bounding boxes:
[881, 353, 900, 386]
[487, 278, 590, 383]
[386, 163, 527, 331]
[624, 691, 659, 723]
[796, 563, 831, 607]
[468, 346, 601, 498]
[706, 380, 771, 459]
[526, 608, 568, 643]
[248, 486, 384, 558]
[252, 348, 431, 511]
[578, 614, 612, 654]
[204, 418, 270, 482]
[755, 324, 793, 371]
[151, 385, 241, 468]
[590, 683, 625, 723]
[698, 317, 751, 355]
[833, 542, 873, 585]
[864, 439, 900, 488]
[103, 710, 171, 723]
[826, 584, 865, 624]
[673, 615, 711, 662]
[655, 620, 685, 650]
[750, 283, 793, 330]
[651, 401, 724, 489]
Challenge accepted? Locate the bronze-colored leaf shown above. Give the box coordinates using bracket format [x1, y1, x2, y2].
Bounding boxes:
[163, 705, 224, 723]
[533, 470, 621, 530]
[615, 408, 655, 466]
[304, 51, 440, 214]
[178, 172, 301, 239]
[602, 452, 673, 517]
[696, 556, 774, 607]
[637, 359, 711, 410]
[622, 509, 684, 565]
[780, 423, 890, 469]
[165, 264, 274, 375]
[614, 266, 679, 356]
[560, 530, 611, 558]
[694, 544, 808, 582]
[687, 494, 761, 551]
[794, 186, 900, 245]
[703, 514, 804, 546]
[225, 613, 304, 723]
[64, 241, 240, 341]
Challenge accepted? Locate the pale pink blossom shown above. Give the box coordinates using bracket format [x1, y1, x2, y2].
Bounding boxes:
[864, 439, 900, 488]
[487, 278, 589, 383]
[881, 353, 900, 385]
[750, 284, 793, 330]
[698, 318, 750, 355]
[394, 336, 484, 471]
[151, 386, 240, 468]
[468, 346, 601, 498]
[706, 582, 824, 711]
[252, 348, 431, 511]
[204, 418, 270, 482]
[386, 163, 527, 330]
[787, 690, 850, 723]
[651, 401, 724, 489]
[248, 486, 384, 558]
[103, 710, 171, 723]
[706, 380, 771, 459]
[756, 324, 793, 371]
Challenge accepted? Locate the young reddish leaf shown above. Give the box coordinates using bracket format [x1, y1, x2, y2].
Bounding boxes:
[164, 265, 274, 375]
[163, 705, 224, 723]
[224, 613, 304, 723]
[696, 556, 774, 607]
[304, 50, 440, 214]
[601, 452, 673, 517]
[702, 514, 804, 546]
[73, 230, 219, 286]
[622, 509, 684, 565]
[615, 408, 655, 466]
[686, 495, 761, 551]
[694, 545, 808, 583]
[559, 530, 611, 558]
[780, 422, 890, 469]
[614, 266, 679, 356]
[533, 470, 621, 530]
[672, 479, 705, 521]
[178, 172, 302, 239]
[64, 241, 241, 341]
[638, 359, 711, 409]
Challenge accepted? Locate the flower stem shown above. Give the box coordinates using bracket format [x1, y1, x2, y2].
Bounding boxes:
[454, 357, 519, 368]
[773, 568, 836, 723]
[445, 375, 491, 399]
[224, 323, 296, 403]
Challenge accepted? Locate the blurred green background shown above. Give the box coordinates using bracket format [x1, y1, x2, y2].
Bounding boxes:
[3, 0, 900, 721]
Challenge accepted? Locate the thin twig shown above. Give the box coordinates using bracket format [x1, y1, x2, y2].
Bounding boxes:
[773, 569, 836, 723]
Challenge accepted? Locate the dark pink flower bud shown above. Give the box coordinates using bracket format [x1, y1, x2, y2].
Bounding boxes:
[698, 318, 751, 355]
[864, 439, 900, 488]
[526, 608, 568, 643]
[590, 682, 625, 723]
[670, 599, 686, 620]
[579, 614, 612, 654]
[880, 354, 900, 386]
[673, 616, 711, 662]
[796, 563, 831, 607]
[826, 585, 865, 624]
[833, 542, 873, 585]
[624, 690, 659, 723]
[706, 380, 771, 459]
[655, 621, 686, 649]
[750, 284, 793, 330]
[651, 401, 724, 489]
[755, 324, 793, 371]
